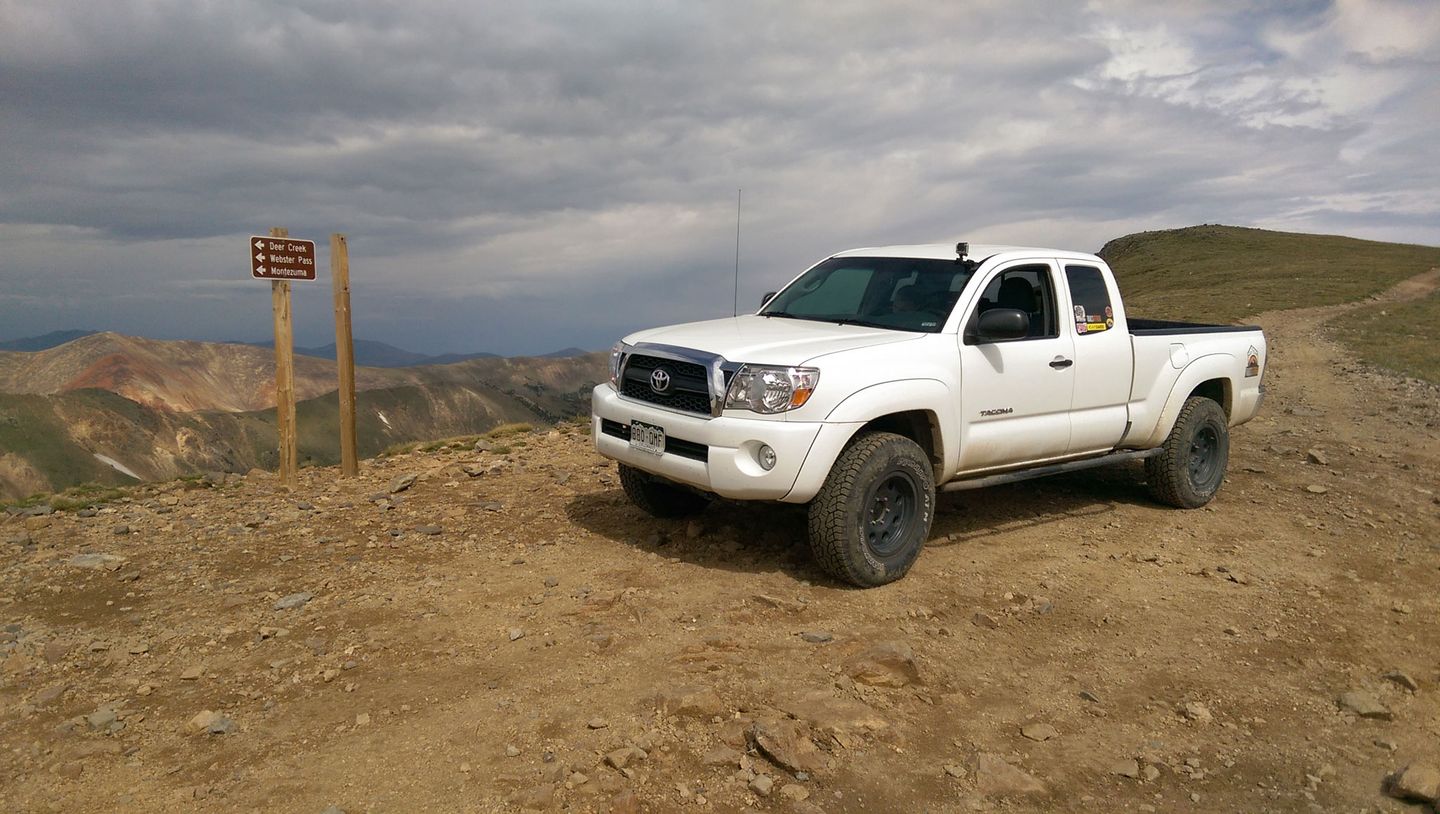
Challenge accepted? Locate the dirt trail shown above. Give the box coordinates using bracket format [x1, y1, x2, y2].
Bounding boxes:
[3, 275, 1438, 814]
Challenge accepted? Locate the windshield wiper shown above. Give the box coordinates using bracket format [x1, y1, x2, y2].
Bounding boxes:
[832, 318, 892, 329]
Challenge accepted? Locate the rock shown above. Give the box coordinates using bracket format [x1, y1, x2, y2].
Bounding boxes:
[609, 788, 639, 814]
[587, 717, 608, 729]
[320, 807, 346, 814]
[604, 746, 647, 769]
[1305, 484, 1329, 495]
[43, 641, 70, 664]
[799, 631, 833, 644]
[654, 684, 724, 719]
[782, 690, 890, 745]
[112, 525, 130, 535]
[1020, 722, 1058, 742]
[1386, 764, 1440, 803]
[35, 684, 67, 706]
[749, 718, 825, 773]
[388, 473, 417, 493]
[415, 525, 442, 535]
[779, 784, 810, 802]
[273, 592, 313, 611]
[1383, 670, 1419, 692]
[543, 576, 559, 588]
[508, 628, 525, 642]
[1110, 758, 1141, 778]
[1079, 689, 1102, 703]
[973, 753, 1046, 796]
[1181, 701, 1214, 723]
[68, 553, 126, 571]
[971, 610, 1000, 629]
[844, 641, 921, 688]
[752, 593, 805, 613]
[186, 710, 234, 735]
[748, 775, 774, 796]
[943, 763, 967, 778]
[180, 664, 204, 680]
[516, 783, 555, 810]
[505, 744, 521, 757]
[701, 745, 742, 767]
[1306, 448, 1329, 466]
[86, 708, 118, 730]
[1337, 690, 1393, 720]
[1143, 764, 1161, 782]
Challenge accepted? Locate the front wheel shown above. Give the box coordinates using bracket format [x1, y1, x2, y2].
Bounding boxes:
[1145, 396, 1230, 508]
[807, 432, 935, 587]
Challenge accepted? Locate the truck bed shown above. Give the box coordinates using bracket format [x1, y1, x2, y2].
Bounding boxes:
[1129, 317, 1262, 336]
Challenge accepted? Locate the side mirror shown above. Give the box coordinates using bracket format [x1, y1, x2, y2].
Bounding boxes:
[760, 291, 777, 308]
[975, 308, 1029, 342]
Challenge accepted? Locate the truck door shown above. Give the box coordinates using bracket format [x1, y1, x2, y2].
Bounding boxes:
[1062, 263, 1132, 454]
[956, 261, 1074, 471]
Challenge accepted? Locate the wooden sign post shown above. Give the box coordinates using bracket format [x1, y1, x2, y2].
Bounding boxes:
[269, 227, 298, 489]
[330, 233, 358, 477]
[250, 228, 316, 490]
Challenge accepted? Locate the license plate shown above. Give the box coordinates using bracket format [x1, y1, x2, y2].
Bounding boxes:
[629, 420, 665, 455]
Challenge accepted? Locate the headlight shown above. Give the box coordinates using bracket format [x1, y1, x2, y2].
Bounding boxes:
[608, 342, 627, 389]
[724, 365, 820, 414]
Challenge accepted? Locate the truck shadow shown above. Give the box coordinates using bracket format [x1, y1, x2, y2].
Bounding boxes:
[563, 462, 1158, 586]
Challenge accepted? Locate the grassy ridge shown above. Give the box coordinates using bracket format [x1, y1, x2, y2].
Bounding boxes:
[1341, 291, 1440, 384]
[1101, 225, 1440, 324]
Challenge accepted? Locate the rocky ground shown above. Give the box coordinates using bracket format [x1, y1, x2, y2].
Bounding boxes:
[3, 276, 1439, 814]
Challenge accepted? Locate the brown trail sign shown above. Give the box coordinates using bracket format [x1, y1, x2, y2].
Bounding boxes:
[251, 236, 317, 281]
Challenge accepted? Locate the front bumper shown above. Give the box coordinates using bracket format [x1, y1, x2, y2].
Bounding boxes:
[592, 384, 841, 502]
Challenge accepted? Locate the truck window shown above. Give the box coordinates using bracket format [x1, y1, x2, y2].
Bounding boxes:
[762, 257, 978, 332]
[783, 266, 871, 316]
[970, 265, 1058, 339]
[1065, 265, 1113, 335]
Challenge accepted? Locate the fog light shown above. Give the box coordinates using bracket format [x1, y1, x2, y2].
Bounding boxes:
[758, 444, 777, 471]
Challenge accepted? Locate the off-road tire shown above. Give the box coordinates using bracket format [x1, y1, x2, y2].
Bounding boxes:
[1145, 396, 1230, 508]
[807, 432, 935, 587]
[618, 464, 711, 518]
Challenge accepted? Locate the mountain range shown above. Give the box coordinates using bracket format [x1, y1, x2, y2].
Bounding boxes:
[0, 332, 605, 500]
[0, 330, 591, 367]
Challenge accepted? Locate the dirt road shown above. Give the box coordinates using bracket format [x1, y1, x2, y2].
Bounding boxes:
[3, 275, 1438, 813]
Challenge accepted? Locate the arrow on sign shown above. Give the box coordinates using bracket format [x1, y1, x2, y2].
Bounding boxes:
[255, 252, 266, 262]
[254, 239, 264, 249]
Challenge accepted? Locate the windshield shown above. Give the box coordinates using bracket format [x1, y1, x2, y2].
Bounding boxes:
[759, 257, 978, 332]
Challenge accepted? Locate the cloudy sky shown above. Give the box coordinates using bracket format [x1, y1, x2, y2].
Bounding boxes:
[2, 0, 1437, 355]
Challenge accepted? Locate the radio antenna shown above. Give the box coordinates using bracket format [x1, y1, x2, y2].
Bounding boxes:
[732, 188, 742, 317]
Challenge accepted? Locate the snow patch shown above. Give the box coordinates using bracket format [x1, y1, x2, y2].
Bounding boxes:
[93, 453, 141, 480]
[377, 410, 392, 429]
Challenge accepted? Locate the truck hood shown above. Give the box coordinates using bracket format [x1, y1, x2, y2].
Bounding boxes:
[624, 315, 921, 366]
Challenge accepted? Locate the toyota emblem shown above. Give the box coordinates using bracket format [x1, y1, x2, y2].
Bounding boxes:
[649, 367, 672, 395]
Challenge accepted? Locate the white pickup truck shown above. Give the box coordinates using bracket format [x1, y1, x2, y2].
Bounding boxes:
[592, 243, 1265, 586]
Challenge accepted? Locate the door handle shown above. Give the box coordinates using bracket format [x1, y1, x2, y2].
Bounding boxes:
[1049, 357, 1073, 369]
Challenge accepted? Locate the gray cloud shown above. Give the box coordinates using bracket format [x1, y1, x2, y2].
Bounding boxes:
[1, 0, 1436, 354]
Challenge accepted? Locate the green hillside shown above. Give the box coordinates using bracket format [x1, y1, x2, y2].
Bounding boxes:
[1344, 291, 1440, 384]
[1100, 225, 1440, 324]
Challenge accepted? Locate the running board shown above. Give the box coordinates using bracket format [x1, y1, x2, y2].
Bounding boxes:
[940, 449, 1161, 492]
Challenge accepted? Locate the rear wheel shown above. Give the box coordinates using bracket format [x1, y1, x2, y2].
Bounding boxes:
[618, 464, 711, 518]
[807, 432, 935, 587]
[1145, 396, 1230, 508]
